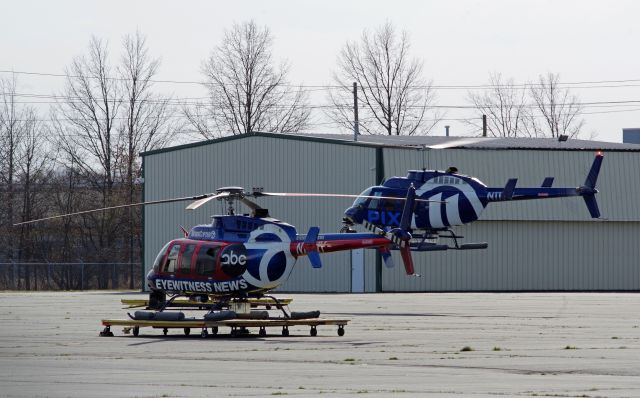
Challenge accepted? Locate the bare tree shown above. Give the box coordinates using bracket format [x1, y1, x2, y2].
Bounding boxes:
[52, 34, 173, 275]
[51, 37, 122, 280]
[186, 21, 310, 138]
[117, 31, 173, 287]
[0, 76, 54, 290]
[528, 72, 584, 138]
[329, 22, 439, 136]
[118, 31, 172, 180]
[0, 76, 28, 262]
[467, 72, 530, 137]
[16, 113, 52, 263]
[54, 36, 120, 198]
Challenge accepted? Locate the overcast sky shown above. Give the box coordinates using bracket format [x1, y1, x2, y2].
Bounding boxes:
[2, 0, 639, 143]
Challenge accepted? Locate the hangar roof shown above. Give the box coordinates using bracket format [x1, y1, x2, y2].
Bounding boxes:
[142, 131, 640, 156]
[301, 133, 640, 151]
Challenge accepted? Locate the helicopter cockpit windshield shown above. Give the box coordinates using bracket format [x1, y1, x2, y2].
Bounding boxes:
[152, 242, 171, 273]
[353, 188, 373, 207]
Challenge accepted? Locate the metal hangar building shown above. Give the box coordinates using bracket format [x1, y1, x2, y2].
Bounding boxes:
[141, 132, 640, 292]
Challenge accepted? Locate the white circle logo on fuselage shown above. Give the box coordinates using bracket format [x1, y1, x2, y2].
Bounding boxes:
[242, 224, 296, 290]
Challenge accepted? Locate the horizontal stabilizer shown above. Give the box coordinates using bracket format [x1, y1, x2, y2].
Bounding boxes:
[503, 179, 518, 200]
[541, 177, 554, 188]
[308, 251, 322, 268]
[304, 227, 320, 244]
[304, 227, 322, 268]
[378, 247, 395, 268]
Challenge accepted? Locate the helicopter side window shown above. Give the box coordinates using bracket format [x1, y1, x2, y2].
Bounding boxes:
[163, 244, 181, 274]
[196, 245, 220, 276]
[179, 244, 196, 274]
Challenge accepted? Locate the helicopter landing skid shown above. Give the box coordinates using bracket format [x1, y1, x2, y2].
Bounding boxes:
[408, 229, 488, 251]
[437, 229, 488, 250]
[263, 295, 290, 319]
[157, 293, 183, 312]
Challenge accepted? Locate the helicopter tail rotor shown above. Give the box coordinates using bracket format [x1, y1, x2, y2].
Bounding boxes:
[400, 245, 416, 276]
[388, 184, 419, 276]
[363, 186, 418, 276]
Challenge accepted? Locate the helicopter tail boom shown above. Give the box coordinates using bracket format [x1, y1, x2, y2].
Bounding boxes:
[291, 230, 392, 267]
[487, 152, 603, 218]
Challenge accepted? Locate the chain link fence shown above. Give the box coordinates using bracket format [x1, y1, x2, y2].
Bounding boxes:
[0, 262, 143, 290]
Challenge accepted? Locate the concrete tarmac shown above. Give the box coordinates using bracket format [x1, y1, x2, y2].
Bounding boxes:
[1, 291, 639, 397]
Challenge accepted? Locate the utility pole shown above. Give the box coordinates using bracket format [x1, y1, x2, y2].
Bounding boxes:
[353, 82, 359, 141]
[482, 114, 487, 137]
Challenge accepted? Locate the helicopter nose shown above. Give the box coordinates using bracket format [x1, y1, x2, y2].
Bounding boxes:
[146, 269, 158, 289]
[344, 206, 362, 222]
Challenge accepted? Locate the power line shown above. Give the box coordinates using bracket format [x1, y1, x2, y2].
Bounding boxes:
[8, 90, 640, 110]
[4, 69, 640, 90]
[5, 100, 640, 123]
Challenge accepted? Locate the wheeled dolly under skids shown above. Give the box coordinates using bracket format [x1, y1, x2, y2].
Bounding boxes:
[99, 326, 114, 337]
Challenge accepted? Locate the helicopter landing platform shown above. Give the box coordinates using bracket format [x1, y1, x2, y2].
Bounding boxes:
[100, 317, 349, 338]
[120, 297, 293, 309]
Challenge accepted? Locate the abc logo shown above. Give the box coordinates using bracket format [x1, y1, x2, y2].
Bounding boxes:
[220, 244, 248, 278]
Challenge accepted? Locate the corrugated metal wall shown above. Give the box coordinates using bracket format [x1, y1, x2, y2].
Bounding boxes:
[382, 148, 640, 291]
[382, 221, 640, 291]
[143, 136, 376, 292]
[144, 135, 640, 292]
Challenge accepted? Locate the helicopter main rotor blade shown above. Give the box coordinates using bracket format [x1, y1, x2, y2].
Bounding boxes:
[13, 193, 214, 226]
[185, 192, 229, 210]
[255, 192, 444, 204]
[427, 137, 497, 150]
